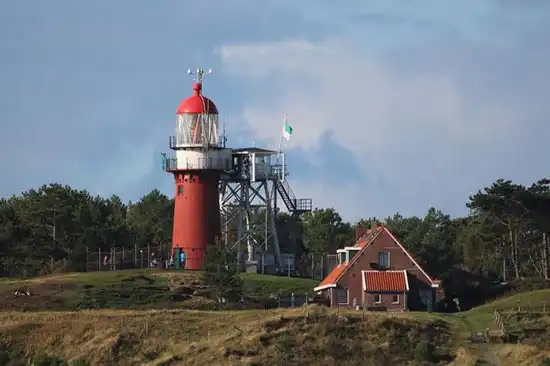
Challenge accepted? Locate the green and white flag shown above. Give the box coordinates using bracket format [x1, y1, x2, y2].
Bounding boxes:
[282, 116, 293, 141]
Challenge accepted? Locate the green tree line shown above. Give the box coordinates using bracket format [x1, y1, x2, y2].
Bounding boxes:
[1, 179, 549, 303]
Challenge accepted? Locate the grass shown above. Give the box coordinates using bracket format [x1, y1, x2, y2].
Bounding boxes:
[1, 271, 550, 365]
[0, 307, 456, 366]
[451, 289, 550, 366]
[0, 269, 319, 312]
[457, 289, 550, 333]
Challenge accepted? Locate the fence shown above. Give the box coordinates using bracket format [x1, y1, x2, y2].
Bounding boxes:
[85, 244, 171, 272]
[493, 309, 506, 334]
[300, 253, 339, 281]
[85, 246, 339, 279]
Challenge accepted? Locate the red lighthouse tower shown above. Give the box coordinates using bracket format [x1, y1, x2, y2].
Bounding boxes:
[165, 68, 232, 269]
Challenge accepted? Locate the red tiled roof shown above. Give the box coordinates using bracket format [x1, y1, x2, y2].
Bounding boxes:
[314, 263, 348, 290]
[363, 270, 409, 292]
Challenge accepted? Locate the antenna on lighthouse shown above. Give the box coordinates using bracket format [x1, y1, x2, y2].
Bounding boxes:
[187, 67, 213, 84]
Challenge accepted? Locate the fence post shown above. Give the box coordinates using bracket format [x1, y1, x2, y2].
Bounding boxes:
[85, 246, 88, 272]
[291, 293, 295, 308]
[134, 243, 137, 267]
[321, 255, 324, 280]
[305, 292, 309, 306]
[98, 248, 101, 272]
[147, 244, 150, 268]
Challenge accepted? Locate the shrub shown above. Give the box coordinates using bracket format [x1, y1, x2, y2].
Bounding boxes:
[70, 360, 90, 366]
[33, 354, 68, 366]
[414, 340, 436, 363]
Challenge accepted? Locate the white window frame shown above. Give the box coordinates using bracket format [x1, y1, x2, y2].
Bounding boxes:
[337, 249, 346, 265]
[374, 293, 381, 304]
[378, 251, 390, 268]
[336, 288, 349, 304]
[344, 247, 361, 263]
[392, 294, 400, 304]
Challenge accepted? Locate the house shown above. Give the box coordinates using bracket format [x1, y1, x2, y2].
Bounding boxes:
[313, 225, 442, 311]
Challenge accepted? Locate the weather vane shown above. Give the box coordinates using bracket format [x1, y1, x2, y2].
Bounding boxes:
[187, 67, 213, 84]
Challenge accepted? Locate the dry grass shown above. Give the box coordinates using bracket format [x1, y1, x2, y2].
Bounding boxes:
[0, 306, 456, 366]
[446, 347, 478, 366]
[494, 344, 550, 366]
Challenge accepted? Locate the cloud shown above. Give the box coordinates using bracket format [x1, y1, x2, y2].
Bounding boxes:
[219, 28, 550, 219]
[2, 0, 549, 222]
[0, 1, 325, 200]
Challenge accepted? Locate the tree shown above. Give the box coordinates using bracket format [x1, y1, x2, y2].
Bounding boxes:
[468, 179, 531, 280]
[302, 208, 352, 254]
[202, 242, 243, 303]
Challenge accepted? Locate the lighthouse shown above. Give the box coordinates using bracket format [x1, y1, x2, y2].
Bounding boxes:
[165, 68, 232, 270]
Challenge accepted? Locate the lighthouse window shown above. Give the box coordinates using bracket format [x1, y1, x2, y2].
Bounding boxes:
[177, 185, 184, 195]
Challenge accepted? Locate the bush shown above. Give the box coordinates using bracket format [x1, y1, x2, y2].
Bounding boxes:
[0, 351, 9, 366]
[539, 357, 550, 366]
[414, 340, 435, 363]
[70, 360, 90, 366]
[33, 354, 68, 366]
[202, 244, 243, 302]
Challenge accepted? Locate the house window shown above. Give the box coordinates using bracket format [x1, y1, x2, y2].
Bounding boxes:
[392, 294, 399, 304]
[336, 288, 348, 304]
[374, 294, 381, 304]
[378, 252, 390, 268]
[177, 185, 184, 195]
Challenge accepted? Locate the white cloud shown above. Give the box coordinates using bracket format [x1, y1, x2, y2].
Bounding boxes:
[219, 37, 549, 219]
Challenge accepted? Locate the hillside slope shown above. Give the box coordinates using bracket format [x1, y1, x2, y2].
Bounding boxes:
[0, 270, 318, 311]
[458, 289, 550, 366]
[0, 307, 455, 366]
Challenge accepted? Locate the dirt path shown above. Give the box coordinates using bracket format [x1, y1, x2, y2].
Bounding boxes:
[481, 343, 502, 366]
[460, 316, 503, 366]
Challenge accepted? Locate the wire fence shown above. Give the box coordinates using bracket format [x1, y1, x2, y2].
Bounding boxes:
[85, 244, 171, 272]
[85, 245, 339, 280]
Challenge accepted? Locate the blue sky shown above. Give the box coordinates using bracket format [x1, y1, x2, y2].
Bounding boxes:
[1, 1, 549, 222]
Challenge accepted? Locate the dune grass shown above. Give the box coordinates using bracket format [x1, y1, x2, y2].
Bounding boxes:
[1, 271, 550, 365]
[0, 270, 319, 312]
[0, 306, 456, 366]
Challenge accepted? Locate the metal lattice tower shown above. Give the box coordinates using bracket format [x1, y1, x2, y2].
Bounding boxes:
[219, 148, 312, 274]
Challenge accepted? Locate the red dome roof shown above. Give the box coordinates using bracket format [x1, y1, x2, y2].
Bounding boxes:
[176, 83, 219, 115]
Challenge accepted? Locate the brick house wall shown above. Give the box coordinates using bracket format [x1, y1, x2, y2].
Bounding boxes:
[363, 292, 407, 311]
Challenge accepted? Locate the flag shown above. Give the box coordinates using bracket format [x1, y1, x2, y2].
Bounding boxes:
[282, 116, 293, 141]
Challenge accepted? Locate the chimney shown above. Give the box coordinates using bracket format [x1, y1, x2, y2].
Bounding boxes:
[355, 225, 368, 242]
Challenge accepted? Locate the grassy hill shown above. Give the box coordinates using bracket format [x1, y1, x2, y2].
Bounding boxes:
[1, 271, 550, 365]
[0, 270, 318, 311]
[0, 307, 455, 366]
[456, 289, 550, 366]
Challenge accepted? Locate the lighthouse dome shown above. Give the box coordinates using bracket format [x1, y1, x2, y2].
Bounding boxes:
[176, 83, 219, 114]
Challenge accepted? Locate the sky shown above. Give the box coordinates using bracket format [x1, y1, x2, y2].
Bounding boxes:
[1, 1, 549, 222]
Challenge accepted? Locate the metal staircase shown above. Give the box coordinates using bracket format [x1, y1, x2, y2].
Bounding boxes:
[276, 178, 312, 216]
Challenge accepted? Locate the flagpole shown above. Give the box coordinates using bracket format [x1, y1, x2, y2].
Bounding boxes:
[276, 112, 287, 162]
[277, 112, 288, 154]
